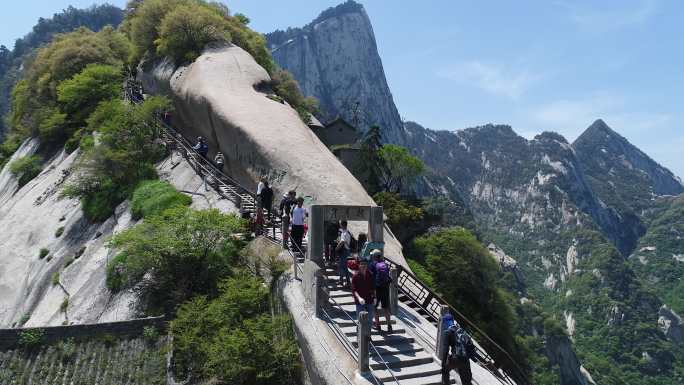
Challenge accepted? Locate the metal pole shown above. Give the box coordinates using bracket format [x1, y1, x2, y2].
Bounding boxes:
[358, 311, 370, 373]
[436, 305, 450, 360]
[389, 267, 399, 315]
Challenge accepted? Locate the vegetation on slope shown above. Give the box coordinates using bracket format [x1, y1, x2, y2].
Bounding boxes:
[130, 179, 192, 219]
[630, 194, 684, 315]
[123, 0, 316, 122]
[62, 96, 170, 221]
[0, 4, 124, 141]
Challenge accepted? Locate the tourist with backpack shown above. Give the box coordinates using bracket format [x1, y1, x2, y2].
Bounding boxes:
[193, 136, 209, 158]
[370, 249, 393, 333]
[351, 259, 375, 332]
[441, 313, 479, 385]
[336, 220, 353, 287]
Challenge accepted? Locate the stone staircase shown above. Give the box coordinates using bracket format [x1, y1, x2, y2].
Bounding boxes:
[322, 266, 457, 385]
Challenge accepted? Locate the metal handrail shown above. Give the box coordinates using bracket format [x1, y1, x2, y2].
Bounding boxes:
[383, 257, 525, 385]
[324, 293, 402, 385]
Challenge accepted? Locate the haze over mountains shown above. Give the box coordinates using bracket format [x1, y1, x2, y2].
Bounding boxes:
[269, 2, 684, 384]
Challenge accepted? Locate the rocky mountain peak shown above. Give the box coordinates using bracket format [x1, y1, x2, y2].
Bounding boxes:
[265, 1, 406, 144]
[573, 119, 683, 201]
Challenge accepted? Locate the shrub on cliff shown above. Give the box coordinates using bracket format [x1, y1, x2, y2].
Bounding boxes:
[8, 26, 129, 146]
[171, 276, 301, 384]
[156, 4, 232, 62]
[63, 96, 170, 221]
[108, 207, 246, 313]
[130, 180, 192, 219]
[9, 155, 42, 187]
[271, 69, 318, 123]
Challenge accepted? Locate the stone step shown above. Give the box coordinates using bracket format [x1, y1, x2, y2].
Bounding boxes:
[382, 373, 456, 385]
[369, 350, 434, 370]
[349, 334, 415, 347]
[339, 325, 406, 337]
[367, 342, 423, 357]
[371, 361, 442, 382]
[328, 316, 397, 328]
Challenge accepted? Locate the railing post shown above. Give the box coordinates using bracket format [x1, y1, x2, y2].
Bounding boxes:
[358, 311, 370, 373]
[293, 253, 298, 281]
[436, 305, 450, 360]
[389, 267, 399, 315]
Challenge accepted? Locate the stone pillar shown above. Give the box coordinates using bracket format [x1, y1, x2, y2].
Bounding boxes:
[358, 311, 370, 373]
[389, 267, 399, 315]
[436, 305, 450, 360]
[369, 206, 384, 243]
[308, 205, 325, 264]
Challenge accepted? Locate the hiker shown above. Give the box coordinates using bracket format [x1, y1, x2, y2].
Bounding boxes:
[324, 221, 340, 266]
[351, 259, 375, 332]
[193, 136, 208, 158]
[370, 249, 392, 333]
[290, 197, 308, 252]
[336, 220, 352, 287]
[356, 233, 368, 259]
[162, 110, 172, 126]
[441, 314, 479, 385]
[260, 180, 274, 221]
[279, 190, 296, 248]
[256, 176, 267, 196]
[214, 152, 225, 171]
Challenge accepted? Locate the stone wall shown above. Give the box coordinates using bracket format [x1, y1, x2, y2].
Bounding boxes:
[0, 316, 166, 350]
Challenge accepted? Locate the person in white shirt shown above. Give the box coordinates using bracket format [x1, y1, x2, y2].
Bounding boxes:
[336, 220, 352, 287]
[290, 197, 308, 251]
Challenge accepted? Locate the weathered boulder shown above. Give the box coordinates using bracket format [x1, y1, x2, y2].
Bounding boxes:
[139, 44, 407, 268]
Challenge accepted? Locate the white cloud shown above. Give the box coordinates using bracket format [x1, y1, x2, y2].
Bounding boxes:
[437, 61, 544, 100]
[554, 0, 660, 31]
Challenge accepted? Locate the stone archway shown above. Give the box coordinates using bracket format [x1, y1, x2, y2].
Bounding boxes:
[307, 205, 384, 264]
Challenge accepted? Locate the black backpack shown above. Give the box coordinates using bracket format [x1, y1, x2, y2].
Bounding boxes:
[451, 326, 471, 359]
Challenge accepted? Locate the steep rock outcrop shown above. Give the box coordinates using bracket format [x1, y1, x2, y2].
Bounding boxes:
[265, 1, 405, 144]
[138, 44, 407, 267]
[546, 335, 593, 385]
[0, 139, 236, 327]
[658, 305, 684, 345]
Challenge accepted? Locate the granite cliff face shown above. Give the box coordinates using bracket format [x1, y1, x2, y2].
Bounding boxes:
[265, 1, 405, 144]
[0, 138, 236, 328]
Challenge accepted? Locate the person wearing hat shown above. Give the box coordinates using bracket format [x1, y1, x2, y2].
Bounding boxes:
[441, 313, 478, 385]
[369, 249, 393, 333]
[192, 136, 209, 158]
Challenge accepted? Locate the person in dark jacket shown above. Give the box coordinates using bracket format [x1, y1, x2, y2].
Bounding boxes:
[260, 180, 274, 221]
[441, 314, 480, 385]
[279, 190, 297, 248]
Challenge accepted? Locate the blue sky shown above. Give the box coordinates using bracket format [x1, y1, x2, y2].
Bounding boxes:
[2, 0, 682, 178]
